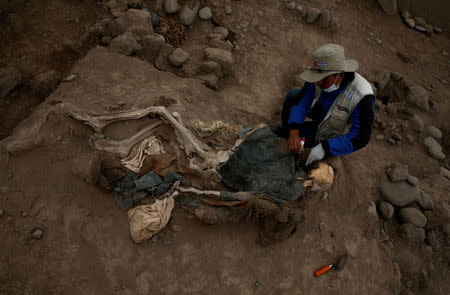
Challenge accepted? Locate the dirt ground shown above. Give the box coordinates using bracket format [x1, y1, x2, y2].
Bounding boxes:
[0, 0, 449, 294]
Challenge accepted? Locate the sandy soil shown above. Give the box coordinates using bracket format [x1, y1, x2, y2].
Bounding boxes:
[0, 0, 449, 294]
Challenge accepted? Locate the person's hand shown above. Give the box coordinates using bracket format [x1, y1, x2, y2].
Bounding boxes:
[288, 129, 303, 154]
[306, 143, 325, 166]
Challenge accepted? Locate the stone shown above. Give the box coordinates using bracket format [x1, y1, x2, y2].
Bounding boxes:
[109, 32, 141, 56]
[442, 50, 449, 56]
[0, 66, 22, 98]
[153, 43, 175, 71]
[386, 163, 408, 182]
[413, 16, 426, 27]
[213, 27, 228, 39]
[114, 9, 154, 38]
[379, 180, 420, 207]
[179, 2, 200, 26]
[433, 27, 442, 34]
[376, 134, 384, 140]
[0, 209, 4, 216]
[424, 137, 445, 161]
[415, 25, 426, 33]
[424, 125, 442, 140]
[403, 18, 415, 28]
[441, 167, 450, 180]
[164, 0, 180, 14]
[399, 223, 425, 244]
[198, 7, 212, 20]
[306, 7, 321, 24]
[168, 48, 190, 67]
[171, 224, 183, 232]
[22, 211, 28, 217]
[391, 132, 402, 141]
[398, 208, 427, 228]
[32, 228, 43, 240]
[150, 12, 159, 28]
[387, 138, 396, 144]
[377, 0, 397, 16]
[406, 175, 418, 186]
[406, 85, 429, 111]
[405, 133, 414, 144]
[209, 38, 233, 51]
[319, 10, 330, 28]
[400, 11, 411, 19]
[101, 35, 112, 45]
[224, 0, 232, 15]
[418, 190, 434, 211]
[198, 74, 219, 90]
[329, 17, 339, 30]
[141, 33, 166, 62]
[204, 47, 233, 68]
[409, 114, 423, 132]
[287, 2, 295, 10]
[163, 239, 173, 246]
[64, 74, 78, 82]
[378, 202, 394, 219]
[425, 24, 433, 35]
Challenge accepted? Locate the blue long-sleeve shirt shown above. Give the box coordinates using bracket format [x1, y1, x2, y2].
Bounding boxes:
[288, 82, 374, 156]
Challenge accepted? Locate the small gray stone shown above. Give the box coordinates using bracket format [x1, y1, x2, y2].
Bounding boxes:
[424, 137, 445, 160]
[433, 27, 442, 34]
[0, 209, 4, 217]
[400, 10, 411, 19]
[319, 10, 330, 28]
[225, 3, 232, 15]
[405, 133, 414, 144]
[287, 2, 296, 10]
[213, 27, 228, 39]
[198, 7, 212, 20]
[376, 134, 384, 140]
[150, 12, 159, 28]
[442, 50, 448, 56]
[406, 175, 418, 186]
[413, 16, 426, 27]
[386, 164, 408, 182]
[163, 240, 173, 246]
[418, 190, 434, 211]
[32, 228, 43, 240]
[255, 281, 260, 287]
[204, 47, 233, 67]
[329, 17, 339, 30]
[164, 0, 180, 14]
[306, 7, 321, 24]
[392, 132, 402, 141]
[424, 125, 442, 140]
[410, 114, 423, 132]
[406, 85, 429, 111]
[398, 207, 427, 228]
[387, 137, 396, 144]
[22, 211, 28, 217]
[168, 48, 190, 67]
[415, 25, 427, 33]
[378, 202, 394, 219]
[296, 5, 303, 13]
[179, 2, 200, 26]
[403, 18, 415, 28]
[171, 224, 183, 232]
[109, 32, 141, 56]
[63, 74, 78, 81]
[379, 180, 420, 207]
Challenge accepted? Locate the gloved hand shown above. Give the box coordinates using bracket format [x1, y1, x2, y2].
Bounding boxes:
[306, 143, 325, 166]
[288, 129, 303, 154]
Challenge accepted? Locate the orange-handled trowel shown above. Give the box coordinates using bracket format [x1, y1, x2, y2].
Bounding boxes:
[314, 254, 348, 277]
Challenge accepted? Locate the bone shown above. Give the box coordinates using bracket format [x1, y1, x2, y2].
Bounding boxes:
[93, 121, 163, 157]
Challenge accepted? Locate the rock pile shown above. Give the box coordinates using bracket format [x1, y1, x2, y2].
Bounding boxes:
[400, 10, 442, 35]
[378, 163, 435, 229]
[285, 2, 339, 30]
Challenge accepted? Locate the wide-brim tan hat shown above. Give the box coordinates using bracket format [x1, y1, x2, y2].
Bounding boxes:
[300, 44, 359, 83]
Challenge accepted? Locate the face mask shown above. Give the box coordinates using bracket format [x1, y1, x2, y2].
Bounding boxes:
[322, 82, 340, 92]
[321, 75, 341, 92]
